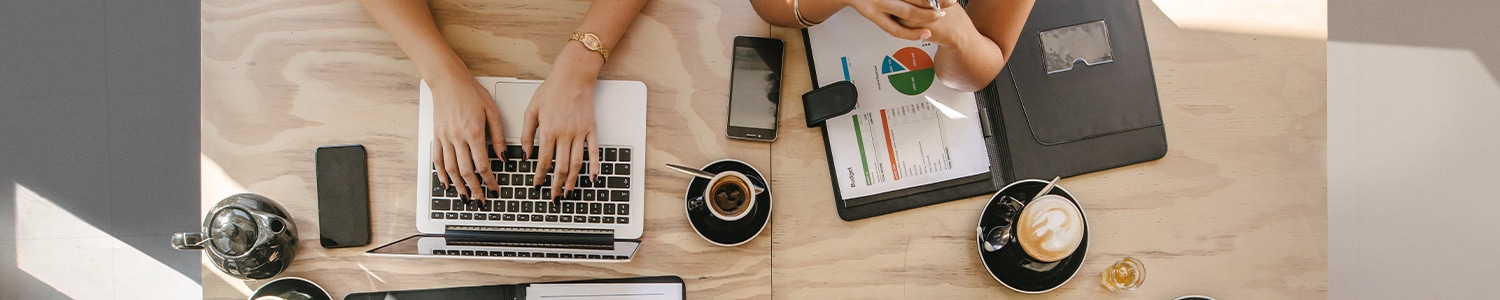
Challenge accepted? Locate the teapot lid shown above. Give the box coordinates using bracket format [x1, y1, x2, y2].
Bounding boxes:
[208, 207, 257, 256]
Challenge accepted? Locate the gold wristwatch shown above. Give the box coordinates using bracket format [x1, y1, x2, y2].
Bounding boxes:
[569, 32, 610, 63]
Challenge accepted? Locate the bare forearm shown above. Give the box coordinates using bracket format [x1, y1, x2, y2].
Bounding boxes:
[935, 0, 1034, 92]
[934, 29, 1005, 92]
[750, 0, 847, 28]
[554, 0, 650, 79]
[359, 0, 468, 81]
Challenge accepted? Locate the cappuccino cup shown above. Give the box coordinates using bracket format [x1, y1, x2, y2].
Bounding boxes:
[1014, 194, 1085, 262]
[982, 194, 1085, 263]
[688, 171, 765, 221]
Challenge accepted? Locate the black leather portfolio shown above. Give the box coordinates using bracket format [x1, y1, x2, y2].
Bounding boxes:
[802, 0, 1167, 221]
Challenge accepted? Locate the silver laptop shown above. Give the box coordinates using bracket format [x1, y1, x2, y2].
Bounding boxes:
[369, 77, 647, 262]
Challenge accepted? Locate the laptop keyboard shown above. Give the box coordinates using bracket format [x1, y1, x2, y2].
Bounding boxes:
[429, 144, 634, 225]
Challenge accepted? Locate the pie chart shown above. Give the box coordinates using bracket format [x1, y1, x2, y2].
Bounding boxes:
[881, 47, 936, 96]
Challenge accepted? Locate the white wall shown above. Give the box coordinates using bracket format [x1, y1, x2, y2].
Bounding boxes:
[1328, 41, 1500, 299]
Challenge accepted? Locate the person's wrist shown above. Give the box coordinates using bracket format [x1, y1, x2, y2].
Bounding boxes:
[417, 52, 474, 81]
[934, 14, 979, 48]
[931, 29, 965, 48]
[426, 67, 477, 92]
[553, 43, 604, 82]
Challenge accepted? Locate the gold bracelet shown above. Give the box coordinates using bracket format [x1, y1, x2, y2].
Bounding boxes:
[794, 0, 821, 28]
[569, 32, 610, 63]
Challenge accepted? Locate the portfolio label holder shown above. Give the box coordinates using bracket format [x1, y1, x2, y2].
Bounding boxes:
[1040, 20, 1115, 74]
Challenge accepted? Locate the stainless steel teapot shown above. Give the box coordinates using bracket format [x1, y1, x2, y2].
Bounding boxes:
[173, 193, 298, 280]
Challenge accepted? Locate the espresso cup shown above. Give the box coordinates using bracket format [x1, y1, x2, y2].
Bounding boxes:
[688, 171, 765, 221]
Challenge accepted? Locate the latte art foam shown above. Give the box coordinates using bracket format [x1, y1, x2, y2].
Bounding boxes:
[1015, 195, 1084, 262]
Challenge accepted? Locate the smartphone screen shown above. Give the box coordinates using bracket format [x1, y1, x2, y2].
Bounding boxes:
[726, 36, 784, 141]
[316, 144, 371, 248]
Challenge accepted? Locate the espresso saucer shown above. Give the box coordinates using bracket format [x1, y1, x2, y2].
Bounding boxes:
[684, 159, 772, 246]
[975, 179, 1089, 294]
[249, 277, 331, 300]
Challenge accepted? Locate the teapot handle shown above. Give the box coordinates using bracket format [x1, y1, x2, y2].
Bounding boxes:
[171, 232, 206, 250]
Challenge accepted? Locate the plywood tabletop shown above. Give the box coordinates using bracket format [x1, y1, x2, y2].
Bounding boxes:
[202, 0, 775, 299]
[767, 0, 1326, 298]
[201, 0, 1326, 299]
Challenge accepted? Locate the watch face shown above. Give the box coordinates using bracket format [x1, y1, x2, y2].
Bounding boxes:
[582, 34, 602, 50]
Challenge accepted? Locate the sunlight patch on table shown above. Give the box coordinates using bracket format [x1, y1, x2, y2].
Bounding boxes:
[200, 153, 257, 297]
[202, 152, 252, 213]
[1152, 0, 1326, 39]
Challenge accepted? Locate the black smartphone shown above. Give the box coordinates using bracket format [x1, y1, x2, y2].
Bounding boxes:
[726, 36, 785, 142]
[316, 144, 371, 248]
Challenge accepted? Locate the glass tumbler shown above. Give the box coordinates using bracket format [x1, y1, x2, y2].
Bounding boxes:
[1102, 257, 1146, 291]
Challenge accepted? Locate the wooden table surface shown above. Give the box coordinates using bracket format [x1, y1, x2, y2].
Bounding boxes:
[201, 0, 1327, 299]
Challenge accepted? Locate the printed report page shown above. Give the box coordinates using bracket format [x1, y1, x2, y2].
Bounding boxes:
[808, 8, 992, 200]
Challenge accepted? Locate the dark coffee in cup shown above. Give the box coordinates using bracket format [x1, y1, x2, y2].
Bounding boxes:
[708, 174, 751, 218]
[697, 170, 762, 222]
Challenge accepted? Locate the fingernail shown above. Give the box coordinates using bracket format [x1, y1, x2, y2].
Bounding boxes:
[938, 10, 946, 17]
[920, 31, 932, 40]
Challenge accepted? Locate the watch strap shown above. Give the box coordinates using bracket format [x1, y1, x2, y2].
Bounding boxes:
[570, 32, 610, 63]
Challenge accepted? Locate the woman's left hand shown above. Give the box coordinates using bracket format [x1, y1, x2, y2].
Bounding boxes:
[521, 58, 603, 200]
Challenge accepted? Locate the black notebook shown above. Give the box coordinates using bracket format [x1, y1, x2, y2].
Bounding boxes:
[344, 276, 685, 300]
[802, 0, 1167, 221]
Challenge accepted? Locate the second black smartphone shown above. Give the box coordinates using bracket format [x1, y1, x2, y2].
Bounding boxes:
[316, 144, 371, 248]
[726, 36, 785, 142]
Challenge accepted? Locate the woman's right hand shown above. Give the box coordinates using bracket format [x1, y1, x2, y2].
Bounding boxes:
[429, 75, 505, 202]
[841, 0, 956, 40]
